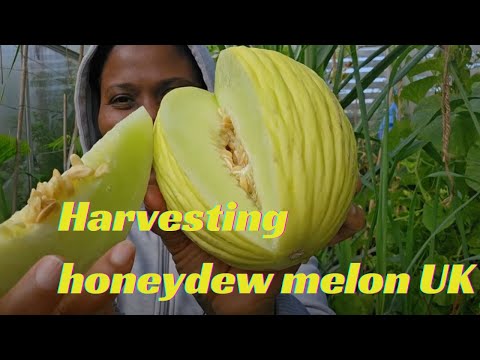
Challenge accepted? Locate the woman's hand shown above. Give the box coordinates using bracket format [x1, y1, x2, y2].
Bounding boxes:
[328, 179, 366, 246]
[0, 240, 136, 315]
[144, 178, 366, 315]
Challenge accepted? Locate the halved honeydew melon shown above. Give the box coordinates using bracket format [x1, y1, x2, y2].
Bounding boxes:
[0, 107, 153, 297]
[153, 46, 358, 271]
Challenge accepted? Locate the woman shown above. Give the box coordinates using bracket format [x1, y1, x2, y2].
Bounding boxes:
[0, 45, 365, 315]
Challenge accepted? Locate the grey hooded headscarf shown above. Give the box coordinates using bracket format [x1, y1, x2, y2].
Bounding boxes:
[74, 45, 216, 153]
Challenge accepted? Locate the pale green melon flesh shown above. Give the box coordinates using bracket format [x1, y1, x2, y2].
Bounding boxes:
[156, 89, 258, 214]
[0, 107, 153, 297]
[153, 88, 276, 260]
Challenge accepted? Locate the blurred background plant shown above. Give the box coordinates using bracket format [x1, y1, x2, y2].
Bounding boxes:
[2, 44, 480, 314]
[0, 45, 83, 222]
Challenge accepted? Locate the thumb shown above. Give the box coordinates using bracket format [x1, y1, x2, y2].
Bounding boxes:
[143, 183, 192, 253]
[144, 183, 167, 214]
[0, 255, 65, 314]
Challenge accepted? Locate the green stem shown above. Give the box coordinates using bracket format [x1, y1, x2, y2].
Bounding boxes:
[363, 46, 436, 128]
[304, 46, 316, 71]
[375, 83, 390, 315]
[350, 46, 378, 199]
[455, 200, 469, 261]
[338, 45, 391, 93]
[430, 178, 441, 257]
[341, 45, 411, 109]
[333, 46, 345, 95]
[387, 191, 480, 314]
[449, 63, 480, 137]
[404, 189, 418, 315]
[415, 152, 431, 202]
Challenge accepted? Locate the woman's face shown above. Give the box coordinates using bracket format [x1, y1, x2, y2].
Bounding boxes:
[98, 45, 203, 134]
[97, 45, 204, 184]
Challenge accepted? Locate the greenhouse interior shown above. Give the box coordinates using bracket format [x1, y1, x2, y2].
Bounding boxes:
[0, 45, 479, 315]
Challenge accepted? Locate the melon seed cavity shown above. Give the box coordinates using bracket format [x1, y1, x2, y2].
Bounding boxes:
[218, 108, 260, 208]
[23, 154, 109, 224]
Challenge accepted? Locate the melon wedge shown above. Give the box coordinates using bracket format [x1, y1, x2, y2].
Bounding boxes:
[153, 46, 358, 271]
[0, 107, 153, 297]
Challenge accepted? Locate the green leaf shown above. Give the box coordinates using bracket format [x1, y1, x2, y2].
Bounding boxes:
[400, 76, 440, 104]
[340, 45, 412, 109]
[465, 140, 480, 192]
[412, 95, 442, 129]
[338, 45, 391, 93]
[418, 112, 479, 159]
[472, 82, 480, 97]
[463, 197, 480, 224]
[411, 295, 429, 315]
[393, 140, 428, 164]
[432, 291, 456, 307]
[385, 95, 441, 164]
[314, 45, 336, 74]
[467, 225, 480, 248]
[422, 201, 456, 234]
[0, 134, 30, 166]
[47, 135, 68, 151]
[423, 142, 444, 165]
[387, 118, 413, 152]
[424, 254, 450, 272]
[450, 63, 480, 137]
[425, 255, 455, 308]
[452, 45, 473, 70]
[331, 294, 375, 315]
[303, 46, 317, 71]
[470, 73, 480, 86]
[363, 45, 435, 123]
[455, 99, 480, 115]
[288, 45, 303, 61]
[469, 268, 480, 290]
[408, 56, 444, 78]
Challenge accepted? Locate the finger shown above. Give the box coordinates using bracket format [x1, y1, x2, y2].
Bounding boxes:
[356, 178, 362, 194]
[0, 255, 65, 314]
[94, 301, 117, 315]
[329, 225, 359, 246]
[53, 239, 136, 315]
[144, 183, 167, 214]
[329, 205, 366, 246]
[143, 183, 170, 237]
[143, 183, 192, 251]
[343, 204, 366, 231]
